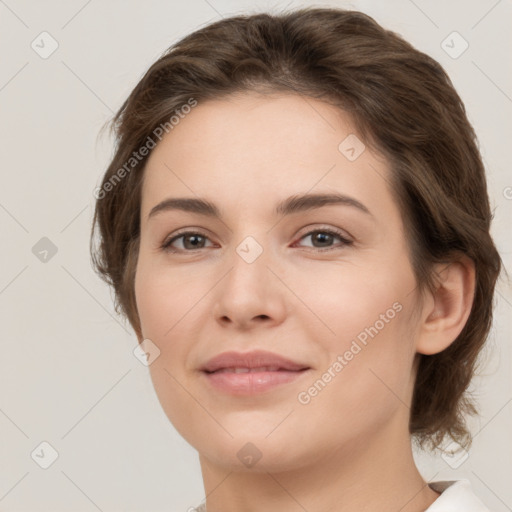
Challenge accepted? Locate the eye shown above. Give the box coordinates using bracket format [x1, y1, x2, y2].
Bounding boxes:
[161, 230, 214, 252]
[294, 228, 353, 251]
[160, 227, 353, 253]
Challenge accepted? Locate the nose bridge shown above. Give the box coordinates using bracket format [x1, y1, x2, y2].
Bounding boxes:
[224, 233, 270, 296]
[212, 231, 286, 327]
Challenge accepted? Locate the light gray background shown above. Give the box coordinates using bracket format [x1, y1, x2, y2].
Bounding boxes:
[1, 0, 511, 510]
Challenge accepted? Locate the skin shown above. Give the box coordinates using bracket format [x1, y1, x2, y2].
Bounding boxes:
[134, 92, 475, 512]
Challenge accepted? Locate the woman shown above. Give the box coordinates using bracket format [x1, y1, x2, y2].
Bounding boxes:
[91, 7, 502, 511]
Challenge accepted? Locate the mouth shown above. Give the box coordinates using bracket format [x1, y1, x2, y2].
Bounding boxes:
[202, 367, 310, 395]
[206, 366, 302, 374]
[199, 350, 311, 395]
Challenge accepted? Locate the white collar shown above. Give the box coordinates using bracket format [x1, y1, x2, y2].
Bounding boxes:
[426, 479, 490, 511]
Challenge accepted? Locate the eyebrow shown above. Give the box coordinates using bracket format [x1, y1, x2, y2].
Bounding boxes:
[147, 192, 372, 221]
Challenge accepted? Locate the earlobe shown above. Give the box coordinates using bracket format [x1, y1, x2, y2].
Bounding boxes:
[416, 256, 476, 356]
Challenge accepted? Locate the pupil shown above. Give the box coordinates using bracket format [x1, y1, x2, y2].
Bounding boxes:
[314, 232, 332, 247]
[186, 235, 204, 249]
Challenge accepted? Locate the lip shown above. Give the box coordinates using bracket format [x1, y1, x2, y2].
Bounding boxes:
[199, 350, 311, 395]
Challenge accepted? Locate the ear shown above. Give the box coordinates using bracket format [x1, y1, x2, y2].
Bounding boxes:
[415, 256, 476, 355]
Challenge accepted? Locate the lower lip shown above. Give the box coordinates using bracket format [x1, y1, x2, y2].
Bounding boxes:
[202, 369, 309, 395]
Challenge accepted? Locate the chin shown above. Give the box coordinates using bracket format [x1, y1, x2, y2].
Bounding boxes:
[192, 426, 321, 475]
[199, 443, 309, 474]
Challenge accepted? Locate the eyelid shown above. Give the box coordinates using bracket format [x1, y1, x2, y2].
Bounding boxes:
[294, 224, 353, 242]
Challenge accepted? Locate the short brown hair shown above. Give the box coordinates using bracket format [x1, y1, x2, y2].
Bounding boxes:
[90, 7, 502, 450]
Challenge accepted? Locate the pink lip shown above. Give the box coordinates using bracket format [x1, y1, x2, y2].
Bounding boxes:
[200, 350, 311, 395]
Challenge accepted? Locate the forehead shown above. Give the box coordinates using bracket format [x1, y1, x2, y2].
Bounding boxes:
[140, 92, 397, 222]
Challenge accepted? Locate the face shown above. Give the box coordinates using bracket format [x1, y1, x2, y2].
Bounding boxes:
[135, 92, 422, 472]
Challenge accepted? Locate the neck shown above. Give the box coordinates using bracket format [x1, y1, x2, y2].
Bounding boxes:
[198, 411, 440, 512]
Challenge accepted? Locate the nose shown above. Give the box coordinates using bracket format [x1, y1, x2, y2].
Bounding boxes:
[212, 241, 287, 331]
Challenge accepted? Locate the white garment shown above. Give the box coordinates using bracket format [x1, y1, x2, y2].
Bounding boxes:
[426, 479, 490, 511]
[193, 479, 490, 511]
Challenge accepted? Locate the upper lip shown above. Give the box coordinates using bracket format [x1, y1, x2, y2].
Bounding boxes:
[200, 350, 310, 373]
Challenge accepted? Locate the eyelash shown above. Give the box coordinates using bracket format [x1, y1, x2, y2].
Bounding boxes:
[160, 227, 353, 253]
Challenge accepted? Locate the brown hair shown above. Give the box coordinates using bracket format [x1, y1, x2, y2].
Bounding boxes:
[90, 7, 502, 450]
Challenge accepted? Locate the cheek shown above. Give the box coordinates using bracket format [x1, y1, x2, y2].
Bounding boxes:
[295, 308, 417, 452]
[293, 257, 418, 408]
[134, 260, 206, 440]
[134, 256, 208, 383]
[288, 254, 415, 347]
[135, 253, 201, 340]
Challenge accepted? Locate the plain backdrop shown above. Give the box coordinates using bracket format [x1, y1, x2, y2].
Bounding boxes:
[1, 0, 511, 510]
